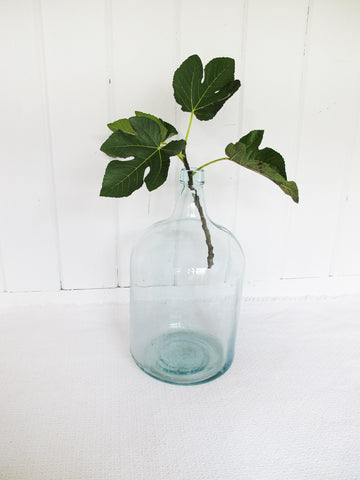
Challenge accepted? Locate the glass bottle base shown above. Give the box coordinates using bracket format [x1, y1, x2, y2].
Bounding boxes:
[131, 330, 232, 385]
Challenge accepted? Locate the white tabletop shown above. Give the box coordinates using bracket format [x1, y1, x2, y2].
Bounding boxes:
[1, 296, 359, 480]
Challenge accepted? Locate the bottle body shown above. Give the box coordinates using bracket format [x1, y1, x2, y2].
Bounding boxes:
[130, 170, 245, 384]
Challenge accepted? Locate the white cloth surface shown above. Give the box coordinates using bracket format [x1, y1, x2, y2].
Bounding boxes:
[0, 297, 359, 480]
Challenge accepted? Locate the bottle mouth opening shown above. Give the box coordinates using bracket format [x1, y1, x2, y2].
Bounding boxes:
[180, 168, 205, 185]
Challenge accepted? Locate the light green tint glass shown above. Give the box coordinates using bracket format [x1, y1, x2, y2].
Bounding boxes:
[130, 169, 245, 384]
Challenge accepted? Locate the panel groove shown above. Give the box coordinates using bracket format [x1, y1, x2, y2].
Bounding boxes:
[233, 0, 249, 233]
[174, 0, 182, 134]
[36, 0, 63, 289]
[280, 0, 313, 278]
[294, 0, 313, 178]
[104, 0, 119, 286]
[236, 0, 249, 136]
[170, 0, 184, 207]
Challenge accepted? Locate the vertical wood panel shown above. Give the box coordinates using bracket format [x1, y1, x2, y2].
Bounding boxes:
[333, 91, 360, 275]
[110, 0, 179, 286]
[283, 0, 360, 278]
[41, 0, 118, 289]
[177, 0, 246, 233]
[236, 0, 309, 282]
[0, 0, 60, 292]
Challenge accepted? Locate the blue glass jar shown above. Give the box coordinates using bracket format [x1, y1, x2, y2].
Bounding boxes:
[130, 169, 245, 384]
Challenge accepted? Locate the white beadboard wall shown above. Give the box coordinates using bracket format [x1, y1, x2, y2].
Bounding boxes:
[0, 0, 360, 298]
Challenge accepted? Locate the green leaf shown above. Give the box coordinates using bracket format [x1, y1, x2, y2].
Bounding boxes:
[100, 116, 185, 197]
[107, 113, 177, 142]
[173, 54, 241, 121]
[107, 118, 136, 134]
[225, 130, 299, 203]
[135, 111, 177, 141]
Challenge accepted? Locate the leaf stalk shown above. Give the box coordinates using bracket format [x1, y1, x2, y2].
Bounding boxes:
[185, 111, 194, 143]
[197, 157, 229, 170]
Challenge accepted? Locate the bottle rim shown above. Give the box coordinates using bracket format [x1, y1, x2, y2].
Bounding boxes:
[180, 168, 205, 185]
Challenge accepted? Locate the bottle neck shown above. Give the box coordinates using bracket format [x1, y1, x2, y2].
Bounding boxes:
[171, 169, 208, 220]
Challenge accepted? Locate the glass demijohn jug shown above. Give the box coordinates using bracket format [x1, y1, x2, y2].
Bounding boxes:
[130, 169, 245, 384]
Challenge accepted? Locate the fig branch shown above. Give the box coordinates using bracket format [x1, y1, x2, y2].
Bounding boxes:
[181, 148, 214, 269]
